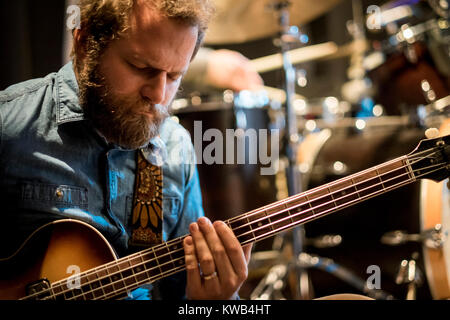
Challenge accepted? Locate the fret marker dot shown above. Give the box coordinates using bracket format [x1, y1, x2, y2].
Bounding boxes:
[258, 222, 262, 227]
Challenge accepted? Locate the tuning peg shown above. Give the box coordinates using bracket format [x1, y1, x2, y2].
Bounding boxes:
[425, 128, 440, 139]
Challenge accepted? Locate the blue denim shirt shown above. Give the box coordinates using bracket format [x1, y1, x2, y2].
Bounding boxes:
[0, 62, 204, 299]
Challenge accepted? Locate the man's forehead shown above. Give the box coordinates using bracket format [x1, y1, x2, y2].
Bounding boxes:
[129, 0, 194, 34]
[129, 0, 161, 31]
[118, 2, 198, 73]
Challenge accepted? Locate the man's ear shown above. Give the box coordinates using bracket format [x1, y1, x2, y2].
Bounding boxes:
[72, 28, 88, 76]
[73, 28, 86, 62]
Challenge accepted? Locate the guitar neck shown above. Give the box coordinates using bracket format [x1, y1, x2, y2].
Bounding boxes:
[229, 155, 415, 245]
[43, 155, 416, 300]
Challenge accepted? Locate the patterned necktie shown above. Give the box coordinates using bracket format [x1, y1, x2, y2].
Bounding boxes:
[129, 149, 163, 247]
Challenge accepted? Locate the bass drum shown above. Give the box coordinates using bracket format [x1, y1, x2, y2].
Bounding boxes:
[421, 119, 450, 299]
[171, 90, 280, 222]
[297, 119, 433, 299]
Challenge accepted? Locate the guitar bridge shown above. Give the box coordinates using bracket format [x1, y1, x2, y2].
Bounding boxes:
[25, 279, 52, 300]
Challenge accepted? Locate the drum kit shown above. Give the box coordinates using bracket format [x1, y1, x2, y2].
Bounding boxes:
[171, 0, 450, 300]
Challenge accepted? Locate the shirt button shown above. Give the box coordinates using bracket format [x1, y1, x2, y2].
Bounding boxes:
[55, 189, 64, 199]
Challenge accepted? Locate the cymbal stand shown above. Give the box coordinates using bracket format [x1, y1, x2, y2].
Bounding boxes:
[395, 252, 423, 300]
[268, 0, 309, 300]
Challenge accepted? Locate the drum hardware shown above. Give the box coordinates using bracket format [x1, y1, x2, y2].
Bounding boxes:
[365, 3, 414, 31]
[294, 97, 353, 127]
[380, 225, 445, 250]
[297, 252, 395, 300]
[263, 0, 309, 300]
[366, 6, 450, 115]
[425, 95, 450, 115]
[304, 234, 343, 249]
[297, 113, 414, 134]
[250, 264, 289, 300]
[421, 79, 438, 104]
[372, 18, 448, 55]
[418, 95, 450, 129]
[341, 0, 378, 116]
[394, 252, 424, 300]
[427, 0, 449, 19]
[249, 42, 339, 74]
[171, 87, 305, 114]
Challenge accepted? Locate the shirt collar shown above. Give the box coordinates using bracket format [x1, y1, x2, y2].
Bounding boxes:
[54, 62, 167, 159]
[55, 61, 85, 125]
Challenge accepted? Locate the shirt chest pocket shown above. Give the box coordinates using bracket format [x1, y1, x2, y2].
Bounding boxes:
[20, 181, 89, 213]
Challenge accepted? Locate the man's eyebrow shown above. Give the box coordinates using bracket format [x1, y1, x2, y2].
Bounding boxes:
[129, 54, 188, 77]
[169, 69, 188, 77]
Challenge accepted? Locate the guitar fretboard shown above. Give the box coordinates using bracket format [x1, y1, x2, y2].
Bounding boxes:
[229, 156, 414, 244]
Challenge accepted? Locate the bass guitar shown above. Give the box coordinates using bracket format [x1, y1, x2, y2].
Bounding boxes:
[0, 134, 449, 300]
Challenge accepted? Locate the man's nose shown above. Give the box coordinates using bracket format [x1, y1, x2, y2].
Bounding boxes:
[140, 72, 166, 105]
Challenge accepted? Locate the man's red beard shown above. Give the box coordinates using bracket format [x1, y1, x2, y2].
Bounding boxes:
[79, 66, 169, 150]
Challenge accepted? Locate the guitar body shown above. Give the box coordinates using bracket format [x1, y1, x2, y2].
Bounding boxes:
[0, 219, 117, 300]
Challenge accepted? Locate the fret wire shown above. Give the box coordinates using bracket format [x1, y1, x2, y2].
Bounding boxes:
[235, 161, 417, 240]
[226, 149, 437, 229]
[375, 168, 386, 191]
[151, 246, 164, 276]
[63, 242, 187, 300]
[95, 268, 107, 299]
[266, 210, 275, 232]
[232, 158, 412, 235]
[74, 265, 104, 300]
[51, 238, 185, 297]
[305, 194, 314, 214]
[239, 180, 415, 246]
[97, 265, 187, 300]
[260, 150, 441, 230]
[328, 186, 338, 207]
[137, 252, 146, 283]
[351, 178, 361, 197]
[117, 260, 127, 292]
[44, 239, 186, 301]
[246, 214, 257, 242]
[68, 255, 188, 300]
[127, 252, 142, 282]
[236, 161, 444, 243]
[23, 150, 443, 300]
[166, 242, 176, 270]
[227, 155, 409, 229]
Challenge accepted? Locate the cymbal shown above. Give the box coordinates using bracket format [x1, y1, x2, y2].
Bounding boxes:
[250, 41, 339, 73]
[204, 0, 342, 44]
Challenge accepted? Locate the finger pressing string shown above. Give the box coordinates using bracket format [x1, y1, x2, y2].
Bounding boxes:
[183, 236, 201, 289]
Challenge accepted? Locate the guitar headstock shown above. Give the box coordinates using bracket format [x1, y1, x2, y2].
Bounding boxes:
[408, 134, 450, 182]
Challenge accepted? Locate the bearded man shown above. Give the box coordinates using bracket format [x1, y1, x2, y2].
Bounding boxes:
[0, 0, 251, 300]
